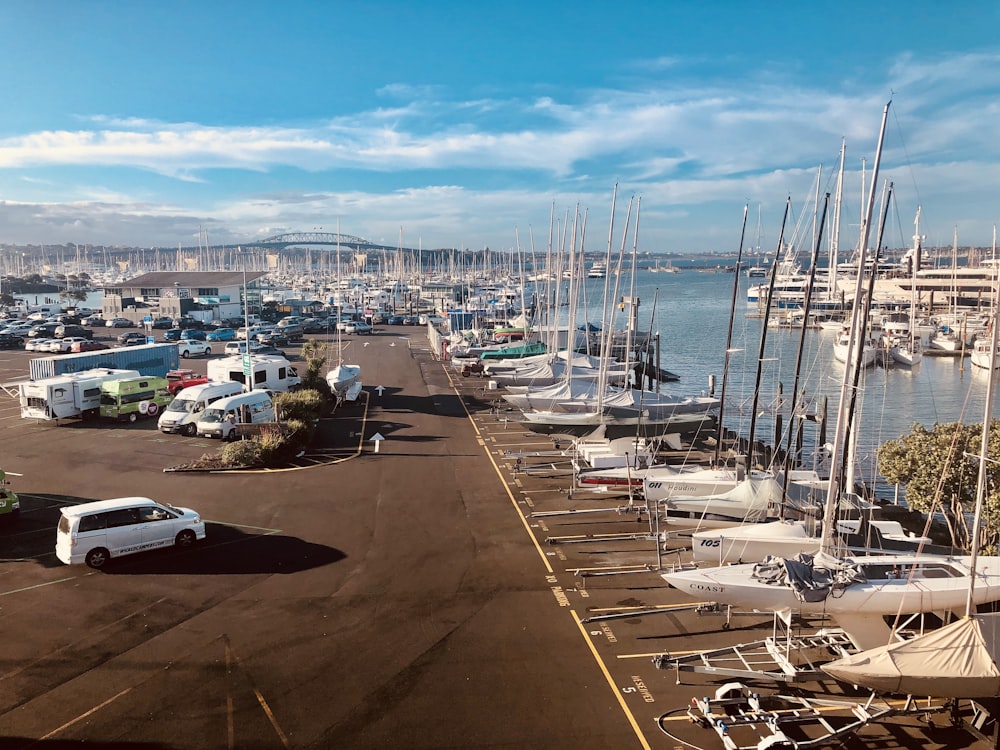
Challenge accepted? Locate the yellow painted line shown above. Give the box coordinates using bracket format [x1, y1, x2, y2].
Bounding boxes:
[587, 602, 711, 612]
[571, 609, 652, 750]
[447, 361, 652, 748]
[40, 686, 133, 739]
[447, 367, 553, 574]
[229, 641, 292, 748]
[254, 687, 291, 748]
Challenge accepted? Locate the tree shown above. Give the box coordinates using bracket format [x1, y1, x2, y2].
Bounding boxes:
[58, 288, 88, 304]
[877, 420, 1000, 552]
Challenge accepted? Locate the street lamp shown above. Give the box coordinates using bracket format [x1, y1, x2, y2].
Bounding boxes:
[239, 247, 251, 393]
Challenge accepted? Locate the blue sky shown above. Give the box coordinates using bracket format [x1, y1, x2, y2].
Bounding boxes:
[2, 1, 999, 255]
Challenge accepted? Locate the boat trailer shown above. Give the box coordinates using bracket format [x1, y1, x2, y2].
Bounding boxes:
[656, 681, 952, 750]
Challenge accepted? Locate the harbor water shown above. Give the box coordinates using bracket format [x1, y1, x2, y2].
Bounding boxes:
[569, 268, 993, 488]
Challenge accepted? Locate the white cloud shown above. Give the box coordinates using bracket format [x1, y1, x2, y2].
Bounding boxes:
[2, 51, 1000, 249]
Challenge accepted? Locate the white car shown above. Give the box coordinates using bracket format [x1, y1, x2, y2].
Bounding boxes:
[178, 341, 212, 359]
[224, 341, 262, 356]
[55, 497, 205, 568]
[26, 338, 59, 352]
[105, 317, 132, 328]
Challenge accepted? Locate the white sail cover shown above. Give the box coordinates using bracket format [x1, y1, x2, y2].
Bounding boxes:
[822, 614, 1000, 697]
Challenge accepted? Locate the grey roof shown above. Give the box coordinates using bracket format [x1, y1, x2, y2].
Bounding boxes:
[106, 271, 269, 288]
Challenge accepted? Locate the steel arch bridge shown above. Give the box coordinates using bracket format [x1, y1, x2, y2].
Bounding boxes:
[250, 232, 419, 253]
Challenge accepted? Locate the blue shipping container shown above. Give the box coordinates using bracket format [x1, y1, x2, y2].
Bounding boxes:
[29, 343, 180, 380]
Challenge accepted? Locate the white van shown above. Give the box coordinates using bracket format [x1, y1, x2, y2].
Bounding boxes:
[55, 497, 205, 568]
[157, 381, 244, 435]
[196, 390, 275, 440]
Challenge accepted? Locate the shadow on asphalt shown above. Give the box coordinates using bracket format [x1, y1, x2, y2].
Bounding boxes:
[0, 740, 171, 749]
[1, 495, 345, 575]
[104, 523, 346, 576]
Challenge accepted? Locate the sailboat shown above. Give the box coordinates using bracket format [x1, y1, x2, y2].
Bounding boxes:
[970, 228, 1000, 371]
[663, 101, 1000, 651]
[889, 208, 925, 367]
[325, 224, 363, 404]
[823, 278, 1000, 695]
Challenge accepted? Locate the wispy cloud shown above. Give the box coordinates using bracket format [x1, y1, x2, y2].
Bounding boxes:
[2, 51, 1000, 249]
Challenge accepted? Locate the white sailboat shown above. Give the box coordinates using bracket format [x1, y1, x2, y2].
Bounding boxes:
[970, 228, 999, 371]
[888, 209, 925, 367]
[325, 224, 363, 404]
[663, 102, 1000, 651]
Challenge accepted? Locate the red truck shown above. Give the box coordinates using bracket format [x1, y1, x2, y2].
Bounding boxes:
[165, 369, 210, 395]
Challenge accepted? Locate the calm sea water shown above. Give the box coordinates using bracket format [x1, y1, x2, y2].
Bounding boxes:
[569, 269, 994, 484]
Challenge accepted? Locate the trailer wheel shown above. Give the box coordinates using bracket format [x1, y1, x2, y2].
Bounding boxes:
[128, 412, 137, 423]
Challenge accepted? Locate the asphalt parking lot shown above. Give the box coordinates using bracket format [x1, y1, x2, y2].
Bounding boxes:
[0, 323, 992, 749]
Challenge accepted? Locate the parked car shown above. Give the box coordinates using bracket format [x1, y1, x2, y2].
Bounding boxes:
[53, 324, 94, 339]
[254, 345, 286, 357]
[0, 332, 24, 349]
[3, 322, 34, 336]
[70, 340, 110, 352]
[257, 330, 289, 347]
[180, 329, 208, 341]
[386, 315, 404, 326]
[162, 328, 183, 342]
[165, 369, 210, 394]
[341, 322, 373, 335]
[118, 331, 147, 345]
[402, 315, 420, 325]
[150, 316, 174, 329]
[26, 338, 59, 352]
[82, 314, 105, 326]
[27, 322, 61, 338]
[49, 337, 92, 352]
[206, 327, 236, 341]
[301, 318, 326, 333]
[172, 317, 203, 330]
[177, 341, 212, 359]
[105, 317, 132, 328]
[224, 341, 262, 355]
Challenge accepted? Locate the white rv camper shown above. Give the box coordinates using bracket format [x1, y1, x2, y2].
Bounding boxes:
[206, 355, 301, 393]
[19, 368, 141, 420]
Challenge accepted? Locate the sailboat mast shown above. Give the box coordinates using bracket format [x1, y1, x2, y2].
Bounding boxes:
[782, 193, 831, 500]
[713, 204, 750, 467]
[820, 100, 891, 556]
[967, 224, 1000, 614]
[829, 140, 846, 301]
[746, 197, 791, 471]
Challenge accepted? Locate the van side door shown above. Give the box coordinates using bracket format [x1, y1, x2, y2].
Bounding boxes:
[137, 504, 180, 549]
[103, 507, 142, 556]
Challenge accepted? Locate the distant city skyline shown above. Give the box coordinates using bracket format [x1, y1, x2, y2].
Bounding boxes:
[2, 2, 999, 254]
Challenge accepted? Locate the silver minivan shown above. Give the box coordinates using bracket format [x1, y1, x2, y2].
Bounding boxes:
[56, 497, 206, 568]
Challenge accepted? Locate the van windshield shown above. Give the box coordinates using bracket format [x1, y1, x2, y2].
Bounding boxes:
[200, 408, 224, 423]
[167, 397, 195, 413]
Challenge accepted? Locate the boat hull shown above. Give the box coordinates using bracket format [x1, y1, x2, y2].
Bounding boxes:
[663, 554, 1000, 617]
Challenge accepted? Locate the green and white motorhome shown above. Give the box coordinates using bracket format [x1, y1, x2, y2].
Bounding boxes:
[99, 376, 173, 422]
[19, 368, 141, 420]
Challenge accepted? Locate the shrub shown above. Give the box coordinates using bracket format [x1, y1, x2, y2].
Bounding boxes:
[221, 439, 267, 467]
[275, 389, 325, 421]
